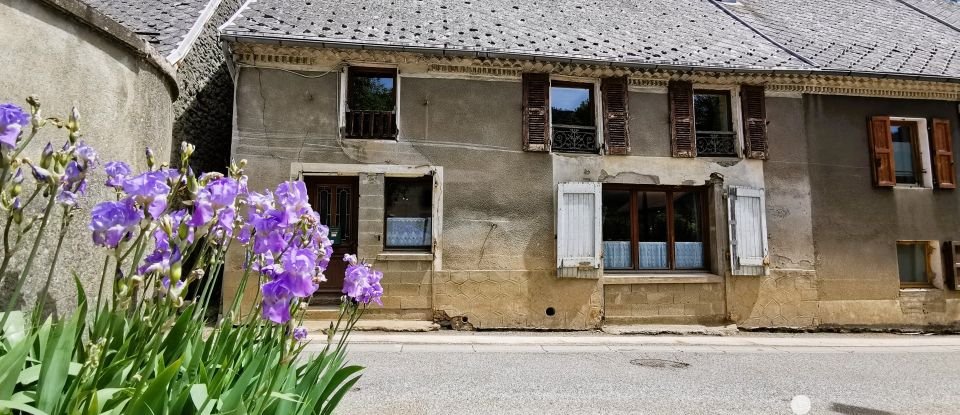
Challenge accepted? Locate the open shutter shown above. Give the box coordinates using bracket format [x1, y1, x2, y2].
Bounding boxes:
[522, 73, 550, 152]
[728, 186, 768, 276]
[741, 85, 768, 159]
[669, 80, 696, 158]
[557, 182, 602, 279]
[931, 118, 956, 189]
[602, 76, 630, 155]
[867, 116, 896, 187]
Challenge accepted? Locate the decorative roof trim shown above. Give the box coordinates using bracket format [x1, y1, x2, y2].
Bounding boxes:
[229, 44, 960, 101]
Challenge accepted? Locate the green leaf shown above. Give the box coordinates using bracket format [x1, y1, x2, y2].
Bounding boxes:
[126, 358, 182, 414]
[1, 311, 26, 346]
[190, 384, 209, 410]
[0, 332, 34, 400]
[319, 375, 362, 415]
[18, 362, 82, 385]
[36, 313, 79, 413]
[0, 400, 48, 415]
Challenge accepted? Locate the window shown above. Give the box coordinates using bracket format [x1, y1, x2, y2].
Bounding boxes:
[345, 67, 397, 139]
[694, 90, 736, 157]
[891, 121, 921, 185]
[897, 241, 934, 287]
[867, 116, 956, 189]
[550, 81, 597, 153]
[384, 176, 432, 250]
[602, 186, 707, 271]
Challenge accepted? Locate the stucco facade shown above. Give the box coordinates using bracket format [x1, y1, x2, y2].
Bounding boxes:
[0, 0, 176, 315]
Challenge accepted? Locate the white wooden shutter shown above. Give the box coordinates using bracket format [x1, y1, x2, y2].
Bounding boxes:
[728, 186, 768, 276]
[557, 182, 602, 278]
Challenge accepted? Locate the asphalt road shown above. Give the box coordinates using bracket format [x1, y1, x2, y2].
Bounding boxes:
[335, 349, 960, 414]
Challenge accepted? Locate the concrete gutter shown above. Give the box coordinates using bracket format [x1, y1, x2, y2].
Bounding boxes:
[38, 0, 180, 100]
[219, 32, 960, 85]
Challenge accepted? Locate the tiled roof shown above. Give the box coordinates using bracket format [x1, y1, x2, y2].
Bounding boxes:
[902, 0, 960, 30]
[724, 0, 960, 77]
[84, 0, 219, 60]
[220, 0, 811, 70]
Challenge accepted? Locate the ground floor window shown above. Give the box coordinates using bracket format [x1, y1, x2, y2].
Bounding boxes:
[897, 241, 935, 287]
[602, 185, 707, 271]
[384, 176, 433, 250]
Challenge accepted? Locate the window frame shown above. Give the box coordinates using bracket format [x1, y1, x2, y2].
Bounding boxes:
[692, 84, 744, 158]
[896, 240, 937, 288]
[601, 184, 710, 272]
[888, 117, 933, 188]
[549, 76, 603, 154]
[383, 175, 434, 252]
[341, 65, 399, 140]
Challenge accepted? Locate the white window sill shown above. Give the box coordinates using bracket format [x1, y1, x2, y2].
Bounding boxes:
[376, 252, 434, 261]
[601, 273, 723, 285]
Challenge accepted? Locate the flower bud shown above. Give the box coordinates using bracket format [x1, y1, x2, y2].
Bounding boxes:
[67, 107, 80, 132]
[181, 142, 195, 159]
[159, 215, 173, 236]
[145, 147, 155, 170]
[11, 168, 22, 184]
[130, 275, 143, 287]
[40, 143, 53, 169]
[170, 261, 182, 284]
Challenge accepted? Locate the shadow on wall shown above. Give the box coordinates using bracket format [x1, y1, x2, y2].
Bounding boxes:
[172, 64, 233, 173]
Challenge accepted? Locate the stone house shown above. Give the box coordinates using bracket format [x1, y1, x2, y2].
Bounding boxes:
[218, 0, 960, 330]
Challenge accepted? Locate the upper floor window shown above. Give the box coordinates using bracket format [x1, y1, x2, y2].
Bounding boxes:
[550, 81, 597, 153]
[384, 176, 432, 251]
[345, 67, 397, 139]
[867, 116, 956, 189]
[694, 90, 736, 157]
[890, 121, 921, 185]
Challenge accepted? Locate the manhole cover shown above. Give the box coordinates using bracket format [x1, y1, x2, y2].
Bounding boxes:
[630, 359, 690, 369]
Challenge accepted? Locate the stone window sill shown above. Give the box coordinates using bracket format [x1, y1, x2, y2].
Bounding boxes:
[601, 273, 723, 285]
[376, 252, 434, 262]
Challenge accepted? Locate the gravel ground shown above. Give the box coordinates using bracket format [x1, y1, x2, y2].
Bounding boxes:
[336, 350, 960, 414]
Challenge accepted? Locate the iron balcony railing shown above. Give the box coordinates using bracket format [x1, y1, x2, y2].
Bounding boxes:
[552, 124, 598, 153]
[695, 130, 737, 157]
[345, 110, 397, 139]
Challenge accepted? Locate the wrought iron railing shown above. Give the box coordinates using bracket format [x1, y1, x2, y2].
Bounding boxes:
[696, 131, 737, 157]
[345, 110, 397, 139]
[552, 124, 598, 153]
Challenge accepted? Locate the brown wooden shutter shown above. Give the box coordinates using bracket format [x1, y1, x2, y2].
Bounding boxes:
[601, 76, 630, 155]
[867, 116, 896, 187]
[669, 80, 696, 158]
[741, 85, 768, 159]
[522, 73, 550, 152]
[931, 118, 956, 189]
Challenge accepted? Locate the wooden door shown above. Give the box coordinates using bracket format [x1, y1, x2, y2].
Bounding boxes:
[306, 176, 359, 304]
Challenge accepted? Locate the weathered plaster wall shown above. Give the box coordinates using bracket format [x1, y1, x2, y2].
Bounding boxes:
[604, 283, 725, 324]
[0, 0, 175, 315]
[171, 0, 242, 173]
[805, 94, 960, 327]
[730, 96, 821, 328]
[227, 67, 600, 328]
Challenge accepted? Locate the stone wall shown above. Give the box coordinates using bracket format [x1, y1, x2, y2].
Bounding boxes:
[604, 283, 725, 325]
[172, 0, 241, 173]
[0, 0, 175, 315]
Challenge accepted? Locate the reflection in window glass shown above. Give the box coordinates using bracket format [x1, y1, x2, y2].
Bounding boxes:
[384, 177, 432, 250]
[694, 91, 736, 157]
[602, 191, 632, 269]
[891, 123, 918, 185]
[897, 242, 928, 285]
[673, 192, 704, 269]
[638, 192, 668, 269]
[350, 71, 395, 112]
[551, 85, 594, 127]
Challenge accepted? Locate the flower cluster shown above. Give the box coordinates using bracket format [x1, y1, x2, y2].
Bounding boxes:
[0, 103, 29, 148]
[342, 254, 383, 306]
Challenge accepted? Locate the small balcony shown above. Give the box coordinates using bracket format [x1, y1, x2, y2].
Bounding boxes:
[695, 131, 737, 157]
[552, 124, 598, 153]
[345, 110, 397, 139]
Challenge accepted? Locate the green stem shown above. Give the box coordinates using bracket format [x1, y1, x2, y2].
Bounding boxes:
[33, 207, 70, 323]
[0, 190, 56, 331]
[93, 256, 110, 325]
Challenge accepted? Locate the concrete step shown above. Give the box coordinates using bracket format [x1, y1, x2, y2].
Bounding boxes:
[603, 324, 739, 336]
[300, 319, 440, 333]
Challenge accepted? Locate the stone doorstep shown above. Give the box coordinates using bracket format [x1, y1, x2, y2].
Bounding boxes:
[602, 324, 740, 336]
[300, 319, 440, 333]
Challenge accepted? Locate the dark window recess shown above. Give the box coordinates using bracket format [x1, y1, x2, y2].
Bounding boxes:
[384, 176, 433, 250]
[551, 82, 597, 153]
[601, 186, 707, 271]
[346, 68, 397, 139]
[694, 91, 736, 157]
[890, 121, 921, 185]
[897, 241, 933, 287]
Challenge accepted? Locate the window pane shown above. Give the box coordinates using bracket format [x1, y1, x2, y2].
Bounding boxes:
[551, 85, 593, 127]
[891, 124, 918, 185]
[673, 192, 705, 269]
[602, 190, 632, 269]
[637, 192, 668, 269]
[350, 73, 395, 111]
[385, 177, 432, 249]
[694, 92, 732, 132]
[897, 243, 928, 284]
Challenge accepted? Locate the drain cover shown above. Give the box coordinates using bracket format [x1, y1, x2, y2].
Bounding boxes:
[630, 359, 690, 369]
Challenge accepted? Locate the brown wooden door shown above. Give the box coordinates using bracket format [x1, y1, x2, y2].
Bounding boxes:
[306, 176, 359, 304]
